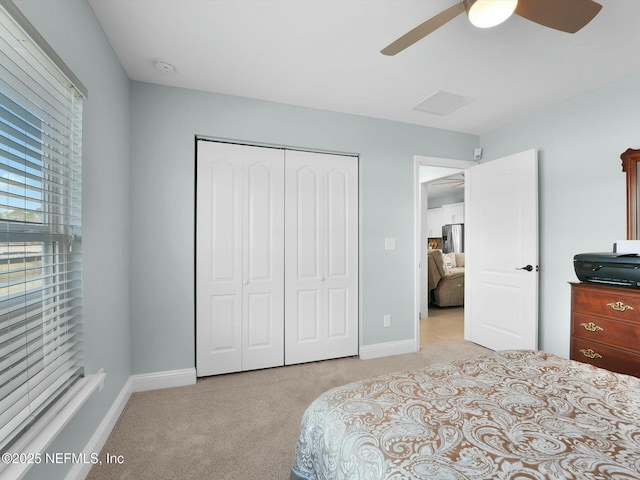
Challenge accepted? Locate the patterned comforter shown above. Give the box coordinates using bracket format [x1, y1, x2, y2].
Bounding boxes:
[290, 350, 640, 480]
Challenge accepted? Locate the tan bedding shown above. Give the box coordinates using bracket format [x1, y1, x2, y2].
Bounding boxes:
[290, 350, 640, 479]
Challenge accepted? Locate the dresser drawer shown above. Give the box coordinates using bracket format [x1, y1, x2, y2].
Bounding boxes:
[571, 337, 640, 377]
[571, 283, 640, 321]
[572, 312, 640, 351]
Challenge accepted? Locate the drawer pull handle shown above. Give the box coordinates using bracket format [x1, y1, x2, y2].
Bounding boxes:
[606, 301, 634, 312]
[580, 322, 604, 332]
[579, 348, 603, 359]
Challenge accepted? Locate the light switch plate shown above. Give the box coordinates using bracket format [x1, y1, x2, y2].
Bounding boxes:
[385, 238, 396, 250]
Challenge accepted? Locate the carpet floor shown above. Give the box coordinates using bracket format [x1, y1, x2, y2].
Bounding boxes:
[86, 341, 490, 480]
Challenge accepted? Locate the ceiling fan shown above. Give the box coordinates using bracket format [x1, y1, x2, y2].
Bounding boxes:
[431, 173, 465, 189]
[381, 0, 603, 56]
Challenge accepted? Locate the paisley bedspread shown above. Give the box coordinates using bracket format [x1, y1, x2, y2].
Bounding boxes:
[290, 350, 640, 480]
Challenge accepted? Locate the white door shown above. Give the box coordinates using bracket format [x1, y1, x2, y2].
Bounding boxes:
[241, 147, 285, 371]
[196, 141, 284, 376]
[284, 150, 358, 365]
[465, 149, 538, 351]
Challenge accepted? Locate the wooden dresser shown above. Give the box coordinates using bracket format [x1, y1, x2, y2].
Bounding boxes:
[570, 282, 640, 377]
[571, 283, 640, 377]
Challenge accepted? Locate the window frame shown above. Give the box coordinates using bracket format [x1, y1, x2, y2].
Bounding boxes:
[0, 1, 104, 477]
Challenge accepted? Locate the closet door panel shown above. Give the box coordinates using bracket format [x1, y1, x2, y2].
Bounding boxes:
[327, 288, 348, 338]
[242, 146, 284, 371]
[296, 289, 320, 342]
[210, 160, 240, 282]
[246, 160, 274, 281]
[285, 151, 358, 365]
[210, 295, 240, 350]
[196, 142, 243, 376]
[295, 166, 322, 280]
[197, 141, 284, 376]
[323, 155, 358, 357]
[285, 151, 325, 364]
[326, 169, 348, 278]
[246, 293, 272, 347]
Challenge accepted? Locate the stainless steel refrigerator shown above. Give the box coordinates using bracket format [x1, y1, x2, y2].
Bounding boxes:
[442, 223, 464, 253]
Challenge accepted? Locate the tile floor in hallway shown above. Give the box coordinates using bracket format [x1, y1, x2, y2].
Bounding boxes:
[421, 305, 464, 348]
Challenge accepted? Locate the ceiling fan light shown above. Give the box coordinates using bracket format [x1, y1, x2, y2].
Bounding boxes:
[465, 0, 518, 29]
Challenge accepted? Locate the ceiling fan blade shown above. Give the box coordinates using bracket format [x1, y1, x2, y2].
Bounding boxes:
[381, 2, 465, 56]
[514, 0, 602, 34]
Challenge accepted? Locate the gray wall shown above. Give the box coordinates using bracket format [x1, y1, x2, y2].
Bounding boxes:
[13, 1, 132, 478]
[129, 82, 478, 374]
[480, 73, 637, 356]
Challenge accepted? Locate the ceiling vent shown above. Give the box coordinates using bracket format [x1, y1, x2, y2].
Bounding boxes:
[413, 90, 474, 116]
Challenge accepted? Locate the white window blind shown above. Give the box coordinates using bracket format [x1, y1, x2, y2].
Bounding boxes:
[0, 1, 84, 453]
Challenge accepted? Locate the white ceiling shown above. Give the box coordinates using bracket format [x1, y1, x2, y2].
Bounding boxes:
[88, 0, 640, 135]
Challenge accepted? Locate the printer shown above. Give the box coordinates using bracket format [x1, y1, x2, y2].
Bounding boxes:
[574, 252, 640, 288]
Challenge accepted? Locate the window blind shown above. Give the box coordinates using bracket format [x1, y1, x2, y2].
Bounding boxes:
[0, 2, 84, 453]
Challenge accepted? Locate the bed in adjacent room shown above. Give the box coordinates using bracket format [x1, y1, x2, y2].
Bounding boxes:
[290, 350, 640, 480]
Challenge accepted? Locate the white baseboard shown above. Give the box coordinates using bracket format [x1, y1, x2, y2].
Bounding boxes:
[65, 377, 132, 480]
[359, 339, 417, 359]
[131, 368, 197, 393]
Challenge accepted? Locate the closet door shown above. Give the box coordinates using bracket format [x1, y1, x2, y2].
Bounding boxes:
[241, 147, 285, 371]
[284, 150, 358, 365]
[196, 141, 284, 376]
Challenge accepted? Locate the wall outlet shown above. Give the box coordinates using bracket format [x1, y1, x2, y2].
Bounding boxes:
[383, 314, 391, 327]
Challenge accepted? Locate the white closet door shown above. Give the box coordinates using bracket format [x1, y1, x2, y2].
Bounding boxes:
[196, 142, 243, 376]
[196, 141, 284, 376]
[285, 150, 358, 365]
[242, 147, 285, 371]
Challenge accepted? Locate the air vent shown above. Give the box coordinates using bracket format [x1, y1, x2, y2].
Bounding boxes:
[413, 90, 474, 116]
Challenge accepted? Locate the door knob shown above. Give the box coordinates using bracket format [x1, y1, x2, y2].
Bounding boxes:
[516, 265, 534, 272]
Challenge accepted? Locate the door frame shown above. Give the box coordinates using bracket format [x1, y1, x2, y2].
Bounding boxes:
[413, 155, 477, 350]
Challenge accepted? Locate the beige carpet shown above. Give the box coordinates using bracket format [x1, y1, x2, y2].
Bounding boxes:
[87, 342, 490, 480]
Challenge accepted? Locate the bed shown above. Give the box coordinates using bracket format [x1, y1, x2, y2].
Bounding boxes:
[290, 350, 640, 480]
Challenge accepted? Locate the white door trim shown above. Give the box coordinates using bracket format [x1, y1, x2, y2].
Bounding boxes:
[413, 155, 477, 351]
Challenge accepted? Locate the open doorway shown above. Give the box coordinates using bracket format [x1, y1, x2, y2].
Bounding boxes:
[414, 156, 477, 349]
[422, 169, 464, 347]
